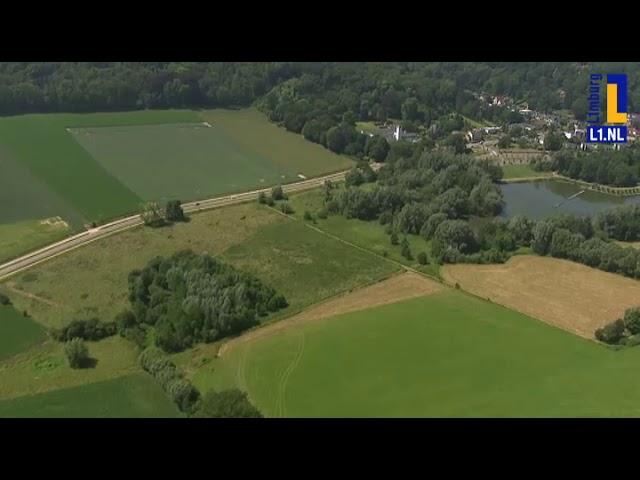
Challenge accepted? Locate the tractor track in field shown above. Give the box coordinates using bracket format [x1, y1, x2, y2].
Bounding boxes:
[275, 332, 305, 418]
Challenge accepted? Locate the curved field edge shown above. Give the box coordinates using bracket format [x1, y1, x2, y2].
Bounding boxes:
[194, 290, 640, 418]
[218, 271, 443, 357]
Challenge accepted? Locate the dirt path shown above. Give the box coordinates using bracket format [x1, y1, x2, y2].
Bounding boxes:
[3, 282, 61, 307]
[218, 272, 443, 357]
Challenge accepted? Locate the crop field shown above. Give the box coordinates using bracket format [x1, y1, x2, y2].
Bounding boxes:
[200, 109, 353, 177]
[0, 217, 71, 264]
[0, 305, 45, 361]
[442, 255, 640, 339]
[0, 373, 180, 418]
[194, 290, 640, 417]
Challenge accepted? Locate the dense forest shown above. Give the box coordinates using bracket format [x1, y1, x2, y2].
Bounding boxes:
[125, 250, 288, 353]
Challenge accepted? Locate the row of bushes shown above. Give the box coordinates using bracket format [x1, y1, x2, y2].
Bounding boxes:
[139, 347, 200, 413]
[51, 318, 117, 342]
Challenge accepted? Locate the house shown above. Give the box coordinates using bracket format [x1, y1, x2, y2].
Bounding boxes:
[393, 125, 419, 143]
[483, 126, 501, 135]
[466, 129, 484, 143]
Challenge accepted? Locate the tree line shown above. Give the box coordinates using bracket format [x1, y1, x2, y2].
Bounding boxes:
[533, 146, 640, 187]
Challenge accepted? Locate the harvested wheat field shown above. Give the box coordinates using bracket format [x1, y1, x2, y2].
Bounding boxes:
[218, 271, 442, 356]
[442, 255, 640, 339]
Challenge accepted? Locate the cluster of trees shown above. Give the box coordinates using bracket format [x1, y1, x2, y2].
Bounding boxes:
[139, 347, 200, 413]
[328, 151, 504, 241]
[593, 205, 640, 241]
[51, 318, 116, 342]
[596, 307, 640, 346]
[533, 147, 640, 187]
[127, 250, 288, 352]
[141, 200, 187, 228]
[191, 389, 263, 418]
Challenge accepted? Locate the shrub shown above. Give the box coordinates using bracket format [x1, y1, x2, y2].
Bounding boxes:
[280, 202, 294, 214]
[115, 310, 137, 335]
[257, 192, 267, 204]
[390, 231, 399, 245]
[623, 307, 640, 335]
[595, 319, 626, 345]
[317, 208, 328, 219]
[417, 252, 428, 265]
[52, 318, 117, 342]
[303, 211, 313, 221]
[64, 338, 90, 369]
[165, 200, 186, 222]
[0, 293, 11, 305]
[271, 185, 286, 201]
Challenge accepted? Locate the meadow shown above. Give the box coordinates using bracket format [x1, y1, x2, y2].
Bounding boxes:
[1, 202, 397, 330]
[501, 164, 553, 179]
[195, 290, 640, 417]
[287, 188, 440, 277]
[0, 305, 45, 361]
[0, 373, 180, 418]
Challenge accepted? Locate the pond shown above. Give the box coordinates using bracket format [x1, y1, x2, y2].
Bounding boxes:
[499, 180, 640, 219]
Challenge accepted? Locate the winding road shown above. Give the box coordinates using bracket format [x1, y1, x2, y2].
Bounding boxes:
[0, 169, 356, 282]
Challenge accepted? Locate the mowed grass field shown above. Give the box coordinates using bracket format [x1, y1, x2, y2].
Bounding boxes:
[442, 255, 640, 339]
[501, 164, 553, 180]
[0, 305, 45, 361]
[0, 373, 179, 418]
[194, 290, 640, 417]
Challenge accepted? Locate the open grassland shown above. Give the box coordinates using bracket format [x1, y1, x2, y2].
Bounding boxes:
[200, 109, 353, 177]
[442, 255, 640, 339]
[219, 272, 442, 356]
[0, 203, 285, 329]
[1, 202, 398, 331]
[193, 290, 640, 417]
[0, 217, 71, 264]
[0, 306, 45, 361]
[0, 373, 179, 418]
[287, 188, 439, 277]
[0, 336, 141, 400]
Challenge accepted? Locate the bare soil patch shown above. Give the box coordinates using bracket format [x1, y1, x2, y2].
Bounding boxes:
[218, 272, 443, 356]
[442, 255, 640, 339]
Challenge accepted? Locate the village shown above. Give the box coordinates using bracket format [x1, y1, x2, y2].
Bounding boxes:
[358, 91, 640, 161]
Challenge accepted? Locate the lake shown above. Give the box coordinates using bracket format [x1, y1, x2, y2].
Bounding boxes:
[499, 180, 640, 219]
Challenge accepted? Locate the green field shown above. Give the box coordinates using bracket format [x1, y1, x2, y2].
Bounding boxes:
[288, 188, 439, 277]
[501, 164, 553, 179]
[0, 373, 180, 418]
[2, 202, 397, 330]
[0, 108, 353, 265]
[195, 290, 640, 417]
[0, 305, 45, 361]
[0, 217, 71, 264]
